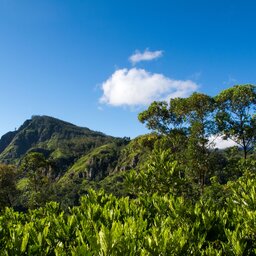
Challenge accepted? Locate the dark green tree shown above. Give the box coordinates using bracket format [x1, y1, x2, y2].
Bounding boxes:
[0, 164, 18, 209]
[19, 152, 54, 208]
[183, 93, 216, 193]
[215, 84, 256, 159]
[138, 99, 188, 156]
[138, 101, 173, 134]
[138, 93, 217, 194]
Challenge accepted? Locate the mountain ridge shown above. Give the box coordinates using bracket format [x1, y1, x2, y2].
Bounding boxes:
[0, 115, 138, 203]
[0, 115, 115, 164]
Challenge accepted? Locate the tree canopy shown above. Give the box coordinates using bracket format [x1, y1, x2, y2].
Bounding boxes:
[215, 84, 256, 158]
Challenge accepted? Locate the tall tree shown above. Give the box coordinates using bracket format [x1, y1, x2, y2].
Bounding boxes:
[180, 93, 216, 193]
[0, 164, 18, 209]
[138, 93, 216, 194]
[215, 84, 256, 159]
[19, 152, 54, 208]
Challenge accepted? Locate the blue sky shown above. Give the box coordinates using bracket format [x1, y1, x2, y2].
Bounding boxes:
[0, 0, 256, 138]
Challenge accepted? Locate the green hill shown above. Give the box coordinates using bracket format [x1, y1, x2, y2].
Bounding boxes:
[0, 115, 115, 166]
[0, 115, 149, 206]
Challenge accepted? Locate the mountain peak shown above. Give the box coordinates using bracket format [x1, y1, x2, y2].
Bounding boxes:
[0, 115, 113, 164]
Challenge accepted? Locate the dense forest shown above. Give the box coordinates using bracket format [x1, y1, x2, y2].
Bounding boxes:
[0, 84, 256, 255]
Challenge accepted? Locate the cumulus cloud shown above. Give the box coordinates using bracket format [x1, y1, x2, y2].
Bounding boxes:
[129, 49, 163, 64]
[99, 68, 198, 107]
[209, 135, 237, 149]
[215, 138, 237, 149]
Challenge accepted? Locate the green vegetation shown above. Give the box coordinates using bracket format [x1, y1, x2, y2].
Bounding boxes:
[1, 176, 256, 255]
[0, 115, 115, 165]
[0, 84, 256, 254]
[215, 84, 256, 159]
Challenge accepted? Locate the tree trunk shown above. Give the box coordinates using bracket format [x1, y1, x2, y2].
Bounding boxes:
[242, 137, 247, 159]
[244, 147, 247, 159]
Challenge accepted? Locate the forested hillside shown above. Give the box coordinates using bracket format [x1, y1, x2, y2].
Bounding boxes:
[0, 84, 256, 255]
[0, 115, 116, 165]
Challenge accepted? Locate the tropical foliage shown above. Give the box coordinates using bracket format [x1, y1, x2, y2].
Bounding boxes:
[1, 174, 256, 255]
[0, 84, 255, 254]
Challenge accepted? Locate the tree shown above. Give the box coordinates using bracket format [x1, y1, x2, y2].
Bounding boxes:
[0, 164, 18, 209]
[183, 93, 216, 193]
[138, 93, 217, 194]
[138, 101, 173, 134]
[215, 84, 256, 159]
[138, 99, 188, 153]
[19, 152, 54, 208]
[138, 98, 190, 133]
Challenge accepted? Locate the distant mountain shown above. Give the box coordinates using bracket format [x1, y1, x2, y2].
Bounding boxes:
[0, 115, 115, 165]
[0, 115, 154, 206]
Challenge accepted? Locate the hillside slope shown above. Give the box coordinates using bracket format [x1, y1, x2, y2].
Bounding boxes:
[0, 116, 156, 205]
[0, 115, 114, 165]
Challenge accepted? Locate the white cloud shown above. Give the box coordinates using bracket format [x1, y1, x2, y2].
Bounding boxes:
[129, 49, 163, 64]
[209, 135, 237, 149]
[99, 68, 198, 107]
